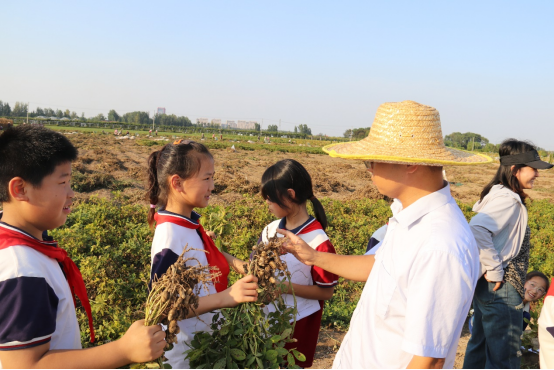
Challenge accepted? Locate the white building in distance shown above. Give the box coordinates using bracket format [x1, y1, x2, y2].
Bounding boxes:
[197, 118, 209, 126]
[211, 119, 221, 126]
[237, 120, 256, 130]
[226, 120, 237, 129]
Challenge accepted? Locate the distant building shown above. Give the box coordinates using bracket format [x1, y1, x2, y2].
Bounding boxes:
[226, 120, 237, 129]
[211, 119, 221, 126]
[221, 123, 228, 129]
[157, 107, 166, 115]
[197, 118, 209, 126]
[237, 120, 256, 130]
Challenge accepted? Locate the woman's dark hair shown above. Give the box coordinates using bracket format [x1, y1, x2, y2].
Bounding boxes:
[480, 139, 537, 205]
[526, 271, 550, 293]
[260, 159, 328, 230]
[0, 125, 77, 202]
[147, 140, 212, 227]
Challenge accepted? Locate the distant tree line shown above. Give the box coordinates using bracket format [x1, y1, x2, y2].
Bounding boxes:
[444, 132, 499, 152]
[1, 99, 320, 136]
[343, 127, 370, 140]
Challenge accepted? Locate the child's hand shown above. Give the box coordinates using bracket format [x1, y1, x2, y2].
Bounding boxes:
[206, 230, 217, 240]
[221, 275, 259, 307]
[118, 320, 166, 363]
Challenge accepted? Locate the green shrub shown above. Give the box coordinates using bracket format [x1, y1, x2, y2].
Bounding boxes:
[50, 194, 554, 349]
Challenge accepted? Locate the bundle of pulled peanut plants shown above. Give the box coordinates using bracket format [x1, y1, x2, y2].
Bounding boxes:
[133, 247, 220, 369]
[185, 236, 305, 369]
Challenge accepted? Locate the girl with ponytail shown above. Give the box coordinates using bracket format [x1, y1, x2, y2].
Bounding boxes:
[146, 140, 258, 369]
[259, 159, 338, 368]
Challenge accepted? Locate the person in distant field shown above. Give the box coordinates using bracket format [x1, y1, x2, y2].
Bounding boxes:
[146, 139, 259, 368]
[114, 129, 118, 135]
[220, 134, 223, 141]
[279, 101, 488, 369]
[0, 126, 166, 368]
[155, 130, 158, 136]
[259, 159, 338, 368]
[539, 278, 554, 368]
[463, 139, 554, 369]
[149, 129, 152, 136]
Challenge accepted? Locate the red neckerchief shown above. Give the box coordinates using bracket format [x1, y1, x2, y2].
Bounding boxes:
[0, 224, 95, 342]
[154, 212, 230, 293]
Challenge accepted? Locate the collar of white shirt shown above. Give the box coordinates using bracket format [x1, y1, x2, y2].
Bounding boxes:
[390, 182, 452, 227]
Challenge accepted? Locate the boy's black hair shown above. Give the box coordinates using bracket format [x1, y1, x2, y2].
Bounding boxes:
[261, 159, 328, 230]
[526, 271, 550, 292]
[0, 125, 78, 202]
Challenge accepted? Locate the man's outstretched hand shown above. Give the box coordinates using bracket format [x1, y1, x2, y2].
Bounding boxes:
[277, 229, 317, 266]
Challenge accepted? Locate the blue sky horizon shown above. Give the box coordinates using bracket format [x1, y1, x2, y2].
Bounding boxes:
[1, 1, 552, 148]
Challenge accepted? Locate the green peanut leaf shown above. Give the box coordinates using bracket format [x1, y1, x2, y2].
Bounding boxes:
[219, 326, 230, 336]
[213, 358, 226, 369]
[292, 349, 306, 362]
[246, 355, 256, 366]
[265, 350, 278, 362]
[281, 328, 292, 339]
[270, 335, 281, 343]
[256, 357, 263, 368]
[287, 353, 296, 367]
[276, 347, 288, 356]
[230, 348, 246, 361]
[233, 329, 244, 335]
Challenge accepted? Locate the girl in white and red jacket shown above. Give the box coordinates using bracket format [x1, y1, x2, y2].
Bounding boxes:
[259, 159, 338, 368]
[147, 139, 258, 369]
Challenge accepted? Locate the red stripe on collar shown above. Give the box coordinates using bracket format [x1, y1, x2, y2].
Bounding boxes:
[297, 219, 323, 235]
[154, 212, 199, 229]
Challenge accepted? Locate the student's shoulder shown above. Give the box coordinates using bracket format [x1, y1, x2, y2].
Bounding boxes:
[0, 245, 56, 281]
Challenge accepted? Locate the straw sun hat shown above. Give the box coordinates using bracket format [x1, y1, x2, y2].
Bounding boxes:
[323, 100, 492, 166]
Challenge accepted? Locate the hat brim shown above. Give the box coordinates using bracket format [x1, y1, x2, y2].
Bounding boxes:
[323, 142, 492, 166]
[527, 160, 554, 170]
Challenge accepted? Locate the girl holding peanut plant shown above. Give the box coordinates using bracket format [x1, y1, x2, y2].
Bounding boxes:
[259, 159, 338, 368]
[147, 139, 258, 369]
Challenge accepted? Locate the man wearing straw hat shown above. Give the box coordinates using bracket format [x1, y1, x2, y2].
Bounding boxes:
[279, 101, 491, 369]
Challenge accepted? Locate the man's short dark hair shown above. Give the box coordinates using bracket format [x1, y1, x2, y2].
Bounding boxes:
[0, 125, 78, 202]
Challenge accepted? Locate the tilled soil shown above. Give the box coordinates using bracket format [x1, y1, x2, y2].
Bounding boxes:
[69, 134, 554, 207]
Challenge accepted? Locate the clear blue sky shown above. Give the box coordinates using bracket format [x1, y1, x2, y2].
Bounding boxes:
[1, 1, 553, 148]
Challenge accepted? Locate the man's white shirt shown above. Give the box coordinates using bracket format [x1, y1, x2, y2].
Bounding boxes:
[333, 184, 480, 369]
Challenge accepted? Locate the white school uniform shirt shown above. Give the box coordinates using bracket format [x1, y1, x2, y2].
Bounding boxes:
[333, 184, 480, 369]
[539, 279, 554, 369]
[0, 223, 81, 369]
[150, 210, 217, 369]
[261, 217, 338, 322]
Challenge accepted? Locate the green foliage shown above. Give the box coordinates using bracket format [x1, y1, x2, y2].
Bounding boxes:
[444, 132, 492, 151]
[50, 196, 153, 346]
[185, 302, 301, 369]
[267, 124, 278, 132]
[48, 188, 554, 359]
[343, 127, 370, 140]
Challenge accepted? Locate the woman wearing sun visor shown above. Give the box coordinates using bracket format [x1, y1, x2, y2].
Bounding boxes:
[463, 139, 553, 369]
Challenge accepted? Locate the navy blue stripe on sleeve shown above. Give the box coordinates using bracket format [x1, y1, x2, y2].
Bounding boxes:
[150, 248, 179, 290]
[366, 237, 381, 253]
[0, 277, 58, 350]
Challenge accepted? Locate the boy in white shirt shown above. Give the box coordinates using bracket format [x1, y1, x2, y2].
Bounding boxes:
[0, 126, 166, 368]
[280, 101, 490, 368]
